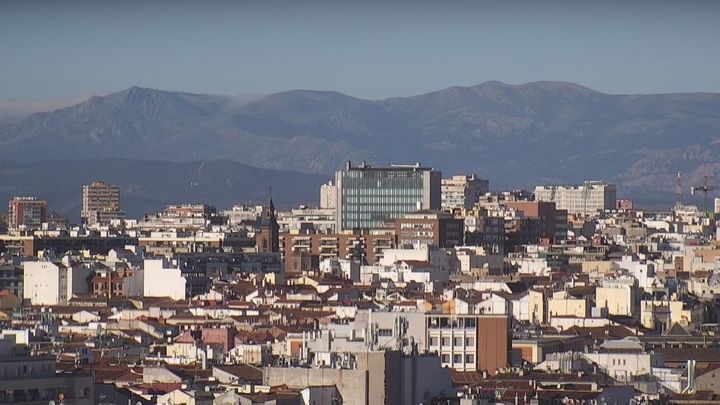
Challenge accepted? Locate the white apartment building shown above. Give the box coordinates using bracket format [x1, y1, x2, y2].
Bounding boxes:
[126, 258, 187, 300]
[23, 260, 92, 305]
[441, 175, 489, 211]
[534, 181, 616, 216]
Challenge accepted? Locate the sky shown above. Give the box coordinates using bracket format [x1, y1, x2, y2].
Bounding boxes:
[1, 0, 719, 100]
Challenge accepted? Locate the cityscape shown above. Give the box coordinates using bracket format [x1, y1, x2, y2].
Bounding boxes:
[2, 1, 720, 405]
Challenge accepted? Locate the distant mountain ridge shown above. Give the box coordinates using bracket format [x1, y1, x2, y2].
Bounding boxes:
[0, 159, 327, 221]
[2, 81, 720, 207]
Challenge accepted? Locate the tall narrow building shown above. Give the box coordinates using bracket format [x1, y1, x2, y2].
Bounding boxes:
[256, 196, 280, 253]
[81, 181, 125, 226]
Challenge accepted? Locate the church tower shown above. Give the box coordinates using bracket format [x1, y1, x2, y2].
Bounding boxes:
[256, 194, 279, 253]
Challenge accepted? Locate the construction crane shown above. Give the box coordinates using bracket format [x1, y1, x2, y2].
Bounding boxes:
[690, 176, 715, 215]
[676, 172, 683, 208]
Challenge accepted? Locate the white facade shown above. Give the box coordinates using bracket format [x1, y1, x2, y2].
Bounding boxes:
[23, 261, 92, 306]
[582, 350, 663, 383]
[534, 182, 616, 216]
[127, 259, 186, 300]
[441, 175, 489, 211]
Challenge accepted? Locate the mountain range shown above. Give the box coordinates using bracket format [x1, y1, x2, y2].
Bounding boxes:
[3, 80, 720, 215]
[0, 159, 326, 220]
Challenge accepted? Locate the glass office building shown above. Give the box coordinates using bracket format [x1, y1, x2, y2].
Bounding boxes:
[335, 161, 441, 231]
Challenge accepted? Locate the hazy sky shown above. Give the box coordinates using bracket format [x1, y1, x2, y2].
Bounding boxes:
[1, 0, 719, 100]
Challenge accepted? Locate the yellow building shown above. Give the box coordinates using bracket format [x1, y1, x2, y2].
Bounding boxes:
[528, 289, 546, 324]
[581, 260, 613, 276]
[596, 278, 637, 317]
[640, 297, 703, 332]
[547, 291, 589, 318]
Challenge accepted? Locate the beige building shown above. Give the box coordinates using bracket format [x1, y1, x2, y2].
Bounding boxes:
[319, 181, 337, 209]
[528, 289, 547, 325]
[441, 175, 489, 211]
[547, 291, 589, 319]
[534, 181, 616, 216]
[581, 260, 614, 276]
[640, 296, 704, 332]
[81, 180, 125, 226]
[596, 277, 637, 317]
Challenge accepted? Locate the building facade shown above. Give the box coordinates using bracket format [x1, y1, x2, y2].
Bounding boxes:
[395, 210, 464, 248]
[319, 181, 337, 210]
[534, 182, 617, 216]
[441, 175, 489, 211]
[81, 181, 125, 226]
[281, 230, 396, 270]
[8, 197, 47, 230]
[335, 161, 441, 231]
[23, 261, 92, 306]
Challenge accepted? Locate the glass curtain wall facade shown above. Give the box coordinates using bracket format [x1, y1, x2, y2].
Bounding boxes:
[335, 161, 440, 231]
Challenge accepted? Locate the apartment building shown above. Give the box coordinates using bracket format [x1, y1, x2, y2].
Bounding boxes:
[319, 181, 337, 209]
[441, 175, 489, 211]
[81, 181, 125, 226]
[0, 334, 94, 404]
[395, 209, 464, 248]
[8, 197, 47, 230]
[534, 181, 617, 216]
[23, 260, 92, 306]
[281, 230, 396, 271]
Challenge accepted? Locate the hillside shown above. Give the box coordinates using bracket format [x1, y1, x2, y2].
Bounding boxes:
[2, 82, 720, 207]
[0, 159, 328, 221]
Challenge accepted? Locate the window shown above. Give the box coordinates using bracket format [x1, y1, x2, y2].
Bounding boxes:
[465, 337, 475, 346]
[441, 354, 450, 363]
[429, 337, 438, 346]
[454, 337, 463, 347]
[378, 328, 393, 337]
[465, 354, 475, 363]
[453, 354, 463, 364]
[441, 337, 450, 347]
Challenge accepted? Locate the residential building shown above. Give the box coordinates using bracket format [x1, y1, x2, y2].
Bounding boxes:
[81, 181, 125, 226]
[281, 230, 396, 270]
[319, 181, 337, 209]
[425, 314, 510, 373]
[534, 181, 617, 216]
[441, 175, 489, 211]
[395, 209, 464, 248]
[126, 258, 186, 300]
[23, 260, 92, 306]
[0, 334, 94, 404]
[8, 197, 47, 230]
